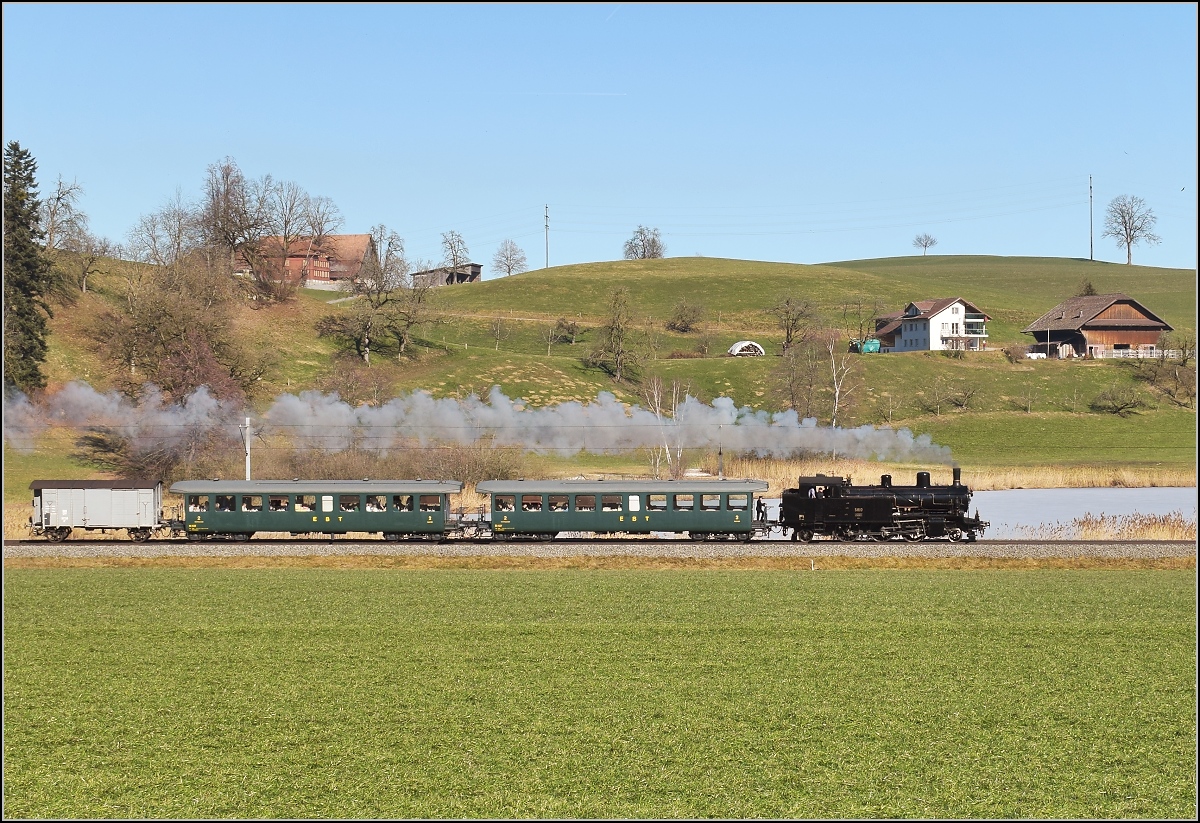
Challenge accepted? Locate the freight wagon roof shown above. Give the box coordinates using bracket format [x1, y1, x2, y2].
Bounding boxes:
[476, 479, 769, 494]
[30, 479, 161, 490]
[169, 479, 463, 495]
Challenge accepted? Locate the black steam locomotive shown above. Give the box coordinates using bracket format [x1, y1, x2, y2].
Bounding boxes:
[780, 467, 988, 542]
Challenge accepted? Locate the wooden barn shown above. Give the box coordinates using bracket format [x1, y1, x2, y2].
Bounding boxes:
[1022, 293, 1173, 359]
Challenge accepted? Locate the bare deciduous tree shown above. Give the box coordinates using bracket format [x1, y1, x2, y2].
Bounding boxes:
[587, 286, 642, 382]
[641, 376, 691, 478]
[666, 299, 704, 332]
[771, 340, 825, 421]
[1102, 195, 1161, 265]
[768, 296, 816, 354]
[492, 239, 527, 277]
[489, 316, 510, 350]
[623, 225, 665, 260]
[441, 230, 471, 282]
[823, 330, 861, 428]
[913, 233, 938, 255]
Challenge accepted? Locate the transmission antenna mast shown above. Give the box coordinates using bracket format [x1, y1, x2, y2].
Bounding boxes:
[545, 204, 549, 269]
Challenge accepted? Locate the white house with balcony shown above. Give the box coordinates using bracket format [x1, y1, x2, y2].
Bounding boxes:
[875, 298, 990, 353]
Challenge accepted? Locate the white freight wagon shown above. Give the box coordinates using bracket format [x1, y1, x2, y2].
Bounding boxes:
[29, 479, 165, 542]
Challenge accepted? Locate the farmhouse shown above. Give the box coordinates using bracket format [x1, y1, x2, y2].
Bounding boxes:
[234, 233, 375, 290]
[412, 263, 483, 287]
[1022, 293, 1173, 359]
[874, 298, 990, 353]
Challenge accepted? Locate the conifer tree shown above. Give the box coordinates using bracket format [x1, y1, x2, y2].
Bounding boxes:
[3, 141, 54, 393]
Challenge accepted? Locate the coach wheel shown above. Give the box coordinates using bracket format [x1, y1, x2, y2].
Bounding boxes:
[185, 532, 206, 542]
[689, 532, 710, 542]
[946, 528, 963, 543]
[129, 528, 152, 543]
[796, 529, 815, 543]
[740, 532, 753, 543]
[44, 527, 72, 543]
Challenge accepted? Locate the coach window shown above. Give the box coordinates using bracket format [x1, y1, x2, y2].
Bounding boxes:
[647, 494, 667, 511]
[601, 495, 623, 512]
[340, 495, 361, 512]
[494, 495, 515, 512]
[187, 495, 209, 512]
[727, 494, 748, 511]
[548, 495, 568, 512]
[419, 495, 442, 512]
[366, 495, 386, 512]
[628, 495, 641, 512]
[701, 494, 721, 511]
[574, 495, 595, 512]
[215, 495, 235, 512]
[673, 493, 694, 511]
[269, 495, 289, 512]
[393, 494, 413, 512]
[295, 495, 316, 512]
[321, 495, 334, 513]
[521, 495, 543, 512]
[241, 495, 263, 512]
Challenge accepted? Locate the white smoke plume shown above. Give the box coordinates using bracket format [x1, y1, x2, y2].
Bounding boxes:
[3, 382, 246, 453]
[5, 382, 953, 464]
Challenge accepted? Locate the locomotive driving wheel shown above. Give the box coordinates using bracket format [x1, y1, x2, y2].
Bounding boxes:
[946, 528, 963, 543]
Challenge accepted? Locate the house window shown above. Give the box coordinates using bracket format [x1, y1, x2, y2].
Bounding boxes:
[952, 306, 960, 314]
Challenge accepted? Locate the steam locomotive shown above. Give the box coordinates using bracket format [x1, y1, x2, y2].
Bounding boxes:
[779, 467, 988, 542]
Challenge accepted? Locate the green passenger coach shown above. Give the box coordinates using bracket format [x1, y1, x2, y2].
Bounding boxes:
[169, 480, 463, 541]
[476, 479, 769, 541]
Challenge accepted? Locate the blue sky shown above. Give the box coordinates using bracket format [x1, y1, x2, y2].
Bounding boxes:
[3, 2, 1197, 275]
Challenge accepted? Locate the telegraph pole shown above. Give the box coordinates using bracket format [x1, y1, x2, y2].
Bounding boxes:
[544, 204, 549, 269]
[240, 417, 251, 480]
[1089, 175, 1094, 262]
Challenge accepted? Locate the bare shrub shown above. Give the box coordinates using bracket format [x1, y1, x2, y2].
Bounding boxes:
[1003, 343, 1029, 364]
[1090, 385, 1149, 416]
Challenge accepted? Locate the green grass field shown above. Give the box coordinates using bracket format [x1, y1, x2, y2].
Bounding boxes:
[4, 568, 1195, 819]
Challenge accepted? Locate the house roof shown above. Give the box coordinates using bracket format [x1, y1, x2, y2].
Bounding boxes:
[875, 297, 989, 338]
[1021, 293, 1173, 334]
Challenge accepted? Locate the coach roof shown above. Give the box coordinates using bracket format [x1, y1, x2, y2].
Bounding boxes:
[476, 479, 768, 494]
[169, 479, 463, 495]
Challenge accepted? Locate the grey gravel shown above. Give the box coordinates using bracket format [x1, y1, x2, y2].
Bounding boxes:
[4, 539, 1194, 560]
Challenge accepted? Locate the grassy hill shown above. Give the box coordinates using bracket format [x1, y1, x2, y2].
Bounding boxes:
[7, 254, 1195, 503]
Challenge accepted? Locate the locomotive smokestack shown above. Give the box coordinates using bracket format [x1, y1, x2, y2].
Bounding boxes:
[953, 467, 961, 486]
[880, 474, 892, 488]
[917, 471, 930, 488]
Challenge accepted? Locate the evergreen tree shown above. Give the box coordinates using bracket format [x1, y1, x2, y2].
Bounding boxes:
[3, 141, 54, 393]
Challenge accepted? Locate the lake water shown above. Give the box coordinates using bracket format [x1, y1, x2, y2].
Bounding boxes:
[753, 487, 1197, 540]
[971, 487, 1197, 539]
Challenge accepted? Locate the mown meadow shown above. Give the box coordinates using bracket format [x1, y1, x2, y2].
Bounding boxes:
[3, 566, 1195, 819]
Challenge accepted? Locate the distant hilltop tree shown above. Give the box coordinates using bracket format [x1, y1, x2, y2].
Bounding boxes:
[492, 239, 528, 277]
[913, 233, 938, 255]
[1102, 195, 1160, 265]
[624, 226, 665, 260]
